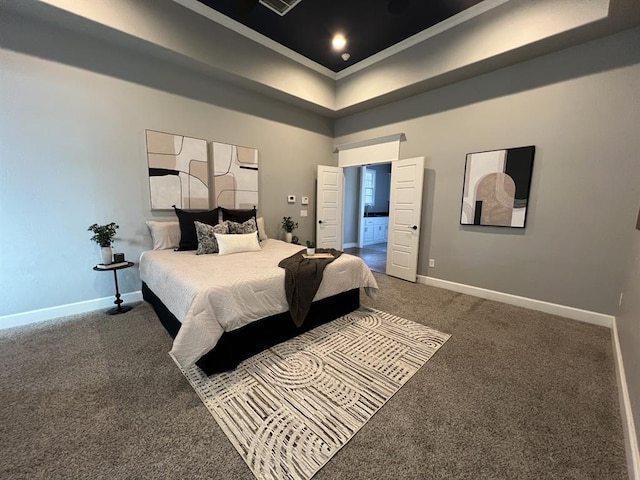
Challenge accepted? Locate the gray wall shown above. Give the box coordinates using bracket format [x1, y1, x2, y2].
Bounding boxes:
[616, 210, 640, 440]
[0, 18, 333, 317]
[335, 27, 640, 316]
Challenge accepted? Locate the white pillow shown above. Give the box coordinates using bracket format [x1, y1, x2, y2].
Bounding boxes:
[215, 232, 261, 255]
[145, 221, 181, 250]
[257, 217, 269, 241]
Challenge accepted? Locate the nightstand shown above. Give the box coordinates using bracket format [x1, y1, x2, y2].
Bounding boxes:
[93, 261, 135, 315]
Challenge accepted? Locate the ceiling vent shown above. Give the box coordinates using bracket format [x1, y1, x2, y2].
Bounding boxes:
[259, 0, 302, 16]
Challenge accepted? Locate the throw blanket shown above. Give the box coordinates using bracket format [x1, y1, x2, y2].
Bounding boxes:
[278, 248, 343, 327]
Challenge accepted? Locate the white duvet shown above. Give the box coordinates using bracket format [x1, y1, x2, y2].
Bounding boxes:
[139, 239, 378, 367]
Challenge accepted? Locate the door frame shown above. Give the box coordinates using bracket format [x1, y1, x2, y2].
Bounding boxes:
[356, 164, 392, 250]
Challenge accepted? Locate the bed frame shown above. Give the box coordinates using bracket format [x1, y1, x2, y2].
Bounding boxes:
[142, 282, 360, 375]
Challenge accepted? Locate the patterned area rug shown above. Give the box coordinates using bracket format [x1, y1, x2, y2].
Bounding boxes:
[175, 308, 450, 480]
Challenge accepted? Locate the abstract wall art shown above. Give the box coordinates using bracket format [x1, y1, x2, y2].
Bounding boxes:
[460, 146, 535, 228]
[211, 141, 259, 210]
[146, 130, 209, 210]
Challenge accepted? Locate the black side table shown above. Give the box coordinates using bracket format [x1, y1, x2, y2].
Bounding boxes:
[93, 261, 135, 315]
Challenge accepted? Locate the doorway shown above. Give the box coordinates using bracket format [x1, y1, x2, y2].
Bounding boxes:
[343, 164, 391, 273]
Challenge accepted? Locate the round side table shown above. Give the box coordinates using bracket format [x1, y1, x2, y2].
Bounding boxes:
[93, 261, 135, 315]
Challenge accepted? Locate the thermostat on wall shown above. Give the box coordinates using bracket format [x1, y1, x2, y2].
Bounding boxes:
[287, 195, 296, 203]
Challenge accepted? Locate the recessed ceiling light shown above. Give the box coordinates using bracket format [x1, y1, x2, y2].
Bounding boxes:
[332, 33, 347, 51]
[341, 53, 350, 61]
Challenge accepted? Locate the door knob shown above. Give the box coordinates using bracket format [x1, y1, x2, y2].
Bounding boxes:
[318, 220, 324, 224]
[410, 225, 417, 230]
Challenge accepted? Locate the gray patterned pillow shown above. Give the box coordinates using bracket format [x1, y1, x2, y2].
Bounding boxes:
[195, 221, 229, 255]
[225, 218, 257, 235]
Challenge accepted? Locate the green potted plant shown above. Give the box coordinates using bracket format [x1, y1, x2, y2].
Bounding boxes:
[281, 216, 298, 243]
[88, 222, 119, 265]
[306, 240, 315, 255]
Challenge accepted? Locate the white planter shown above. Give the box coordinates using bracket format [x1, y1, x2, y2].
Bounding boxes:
[285, 232, 293, 243]
[306, 247, 315, 255]
[101, 246, 113, 265]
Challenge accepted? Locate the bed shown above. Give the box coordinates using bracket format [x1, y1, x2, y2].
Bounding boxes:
[140, 238, 378, 374]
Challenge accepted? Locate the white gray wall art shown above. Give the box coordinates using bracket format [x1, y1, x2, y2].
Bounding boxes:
[460, 146, 535, 228]
[146, 129, 209, 210]
[212, 141, 259, 210]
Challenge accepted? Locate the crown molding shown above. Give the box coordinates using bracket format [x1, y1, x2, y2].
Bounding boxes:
[171, 0, 511, 81]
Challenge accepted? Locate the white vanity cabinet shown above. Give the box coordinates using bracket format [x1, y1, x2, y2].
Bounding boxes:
[362, 216, 388, 246]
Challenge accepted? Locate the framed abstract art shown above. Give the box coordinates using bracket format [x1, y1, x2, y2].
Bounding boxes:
[460, 146, 535, 228]
[145, 131, 260, 211]
[211, 141, 259, 210]
[145, 130, 209, 210]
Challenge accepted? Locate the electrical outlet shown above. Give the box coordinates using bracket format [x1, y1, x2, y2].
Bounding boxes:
[300, 210, 308, 217]
[429, 259, 435, 268]
[301, 196, 309, 205]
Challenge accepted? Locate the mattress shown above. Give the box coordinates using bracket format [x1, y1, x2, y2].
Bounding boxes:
[139, 239, 378, 367]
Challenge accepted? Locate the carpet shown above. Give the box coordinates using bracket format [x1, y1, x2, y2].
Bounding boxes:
[173, 307, 451, 480]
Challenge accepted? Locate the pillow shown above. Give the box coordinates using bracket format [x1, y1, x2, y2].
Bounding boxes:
[220, 207, 257, 224]
[145, 221, 181, 250]
[225, 218, 257, 235]
[215, 232, 261, 256]
[257, 217, 268, 241]
[173, 207, 219, 251]
[194, 221, 229, 255]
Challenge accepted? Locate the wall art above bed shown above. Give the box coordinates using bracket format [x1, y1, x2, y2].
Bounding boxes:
[211, 141, 259, 210]
[145, 130, 209, 210]
[460, 145, 535, 228]
[145, 132, 259, 211]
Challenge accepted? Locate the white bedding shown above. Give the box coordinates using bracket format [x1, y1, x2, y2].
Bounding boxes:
[139, 239, 378, 367]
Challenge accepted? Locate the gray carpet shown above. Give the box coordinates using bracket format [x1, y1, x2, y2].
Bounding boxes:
[0, 273, 627, 479]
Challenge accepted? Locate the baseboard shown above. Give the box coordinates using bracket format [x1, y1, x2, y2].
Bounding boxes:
[343, 242, 358, 249]
[612, 318, 640, 480]
[0, 291, 144, 330]
[416, 275, 614, 328]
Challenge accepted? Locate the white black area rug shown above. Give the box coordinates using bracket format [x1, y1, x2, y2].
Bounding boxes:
[175, 308, 451, 480]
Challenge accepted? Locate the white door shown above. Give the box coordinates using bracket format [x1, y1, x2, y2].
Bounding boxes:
[316, 166, 344, 249]
[386, 157, 425, 282]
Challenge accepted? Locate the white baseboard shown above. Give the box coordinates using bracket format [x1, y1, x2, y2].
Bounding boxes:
[343, 242, 358, 249]
[0, 291, 144, 330]
[612, 318, 640, 480]
[416, 275, 614, 328]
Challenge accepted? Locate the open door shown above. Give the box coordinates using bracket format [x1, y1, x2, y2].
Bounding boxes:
[386, 157, 425, 282]
[316, 166, 344, 249]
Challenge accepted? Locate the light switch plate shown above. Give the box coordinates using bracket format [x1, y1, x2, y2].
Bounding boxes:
[287, 195, 296, 203]
[300, 210, 308, 217]
[301, 196, 309, 205]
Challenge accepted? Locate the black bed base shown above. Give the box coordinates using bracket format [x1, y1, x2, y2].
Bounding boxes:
[142, 282, 360, 375]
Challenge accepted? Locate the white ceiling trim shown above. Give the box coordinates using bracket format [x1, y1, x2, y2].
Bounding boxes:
[172, 0, 511, 81]
[335, 0, 511, 80]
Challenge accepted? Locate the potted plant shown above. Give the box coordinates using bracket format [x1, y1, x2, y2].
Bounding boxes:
[88, 222, 119, 265]
[306, 240, 315, 256]
[281, 216, 298, 243]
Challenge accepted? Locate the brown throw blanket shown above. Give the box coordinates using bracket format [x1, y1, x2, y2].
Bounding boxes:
[278, 248, 342, 328]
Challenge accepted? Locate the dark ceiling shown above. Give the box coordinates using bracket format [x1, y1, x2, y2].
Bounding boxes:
[196, 0, 485, 72]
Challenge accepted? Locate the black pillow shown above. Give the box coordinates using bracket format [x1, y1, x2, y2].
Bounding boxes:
[173, 207, 219, 251]
[220, 207, 257, 224]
